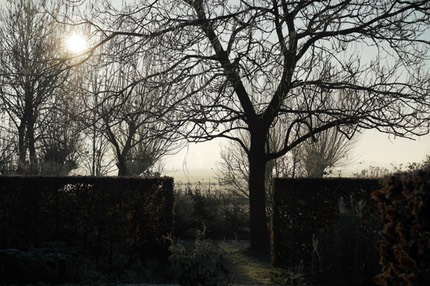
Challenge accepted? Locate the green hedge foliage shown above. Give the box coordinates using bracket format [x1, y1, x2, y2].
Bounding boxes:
[372, 168, 430, 285]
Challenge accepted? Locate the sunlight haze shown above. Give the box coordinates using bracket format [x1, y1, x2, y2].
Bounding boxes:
[163, 131, 430, 182]
[65, 33, 88, 53]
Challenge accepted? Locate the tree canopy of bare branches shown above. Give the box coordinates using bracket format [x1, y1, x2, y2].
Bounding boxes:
[73, 34, 182, 176]
[60, 0, 430, 248]
[0, 0, 70, 174]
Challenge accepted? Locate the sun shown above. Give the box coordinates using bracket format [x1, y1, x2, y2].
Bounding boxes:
[65, 33, 88, 54]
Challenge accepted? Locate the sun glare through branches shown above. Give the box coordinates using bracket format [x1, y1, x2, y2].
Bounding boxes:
[65, 33, 88, 54]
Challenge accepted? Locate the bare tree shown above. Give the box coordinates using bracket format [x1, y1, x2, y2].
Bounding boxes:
[0, 0, 69, 174]
[268, 117, 308, 179]
[38, 92, 83, 176]
[217, 122, 354, 198]
[74, 63, 117, 176]
[75, 35, 181, 176]
[218, 141, 250, 198]
[62, 0, 430, 248]
[302, 126, 356, 178]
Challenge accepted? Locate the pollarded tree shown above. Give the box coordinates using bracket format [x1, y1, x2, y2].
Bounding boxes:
[302, 123, 356, 178]
[217, 117, 307, 199]
[38, 92, 83, 176]
[85, 38, 181, 177]
[0, 0, 69, 174]
[64, 0, 430, 249]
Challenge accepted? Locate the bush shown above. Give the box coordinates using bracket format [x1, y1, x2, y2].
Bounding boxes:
[372, 167, 430, 285]
[166, 226, 230, 286]
[173, 187, 249, 240]
[315, 196, 381, 286]
[270, 263, 313, 286]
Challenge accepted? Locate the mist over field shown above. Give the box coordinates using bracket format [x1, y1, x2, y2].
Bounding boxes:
[164, 168, 218, 187]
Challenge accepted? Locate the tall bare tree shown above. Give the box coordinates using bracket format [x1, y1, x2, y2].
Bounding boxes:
[0, 0, 69, 174]
[73, 62, 117, 176]
[63, 0, 430, 248]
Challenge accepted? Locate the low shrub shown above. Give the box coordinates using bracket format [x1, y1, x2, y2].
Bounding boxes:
[174, 187, 249, 240]
[166, 226, 231, 286]
[315, 196, 381, 286]
[270, 262, 314, 286]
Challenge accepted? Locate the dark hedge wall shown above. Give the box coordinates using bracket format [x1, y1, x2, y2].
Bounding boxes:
[271, 178, 381, 269]
[0, 176, 174, 265]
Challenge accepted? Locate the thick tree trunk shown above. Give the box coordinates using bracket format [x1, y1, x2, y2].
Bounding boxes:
[248, 131, 269, 249]
[117, 155, 129, 176]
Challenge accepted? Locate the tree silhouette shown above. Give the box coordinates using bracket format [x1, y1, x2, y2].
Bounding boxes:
[302, 127, 356, 177]
[0, 0, 69, 174]
[80, 38, 181, 176]
[217, 125, 355, 199]
[62, 0, 430, 249]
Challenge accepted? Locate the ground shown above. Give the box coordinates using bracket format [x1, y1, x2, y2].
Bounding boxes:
[170, 239, 284, 285]
[217, 240, 279, 285]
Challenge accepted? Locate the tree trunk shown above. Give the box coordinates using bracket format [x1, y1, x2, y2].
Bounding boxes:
[17, 122, 27, 174]
[27, 117, 38, 174]
[248, 130, 269, 249]
[117, 155, 129, 176]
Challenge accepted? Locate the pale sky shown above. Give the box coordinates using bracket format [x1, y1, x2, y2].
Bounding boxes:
[349, 130, 430, 173]
[163, 130, 430, 181]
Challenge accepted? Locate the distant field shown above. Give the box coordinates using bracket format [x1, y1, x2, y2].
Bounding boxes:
[163, 168, 220, 188]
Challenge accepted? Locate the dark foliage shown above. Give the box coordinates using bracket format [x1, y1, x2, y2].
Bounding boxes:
[271, 178, 382, 285]
[167, 227, 231, 286]
[173, 188, 249, 240]
[315, 197, 381, 285]
[0, 176, 174, 284]
[372, 167, 430, 285]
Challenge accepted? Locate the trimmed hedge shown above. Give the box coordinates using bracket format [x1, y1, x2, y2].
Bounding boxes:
[0, 176, 174, 266]
[271, 178, 380, 272]
[372, 168, 430, 285]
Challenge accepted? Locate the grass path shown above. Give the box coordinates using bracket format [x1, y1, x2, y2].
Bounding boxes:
[216, 240, 282, 285]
